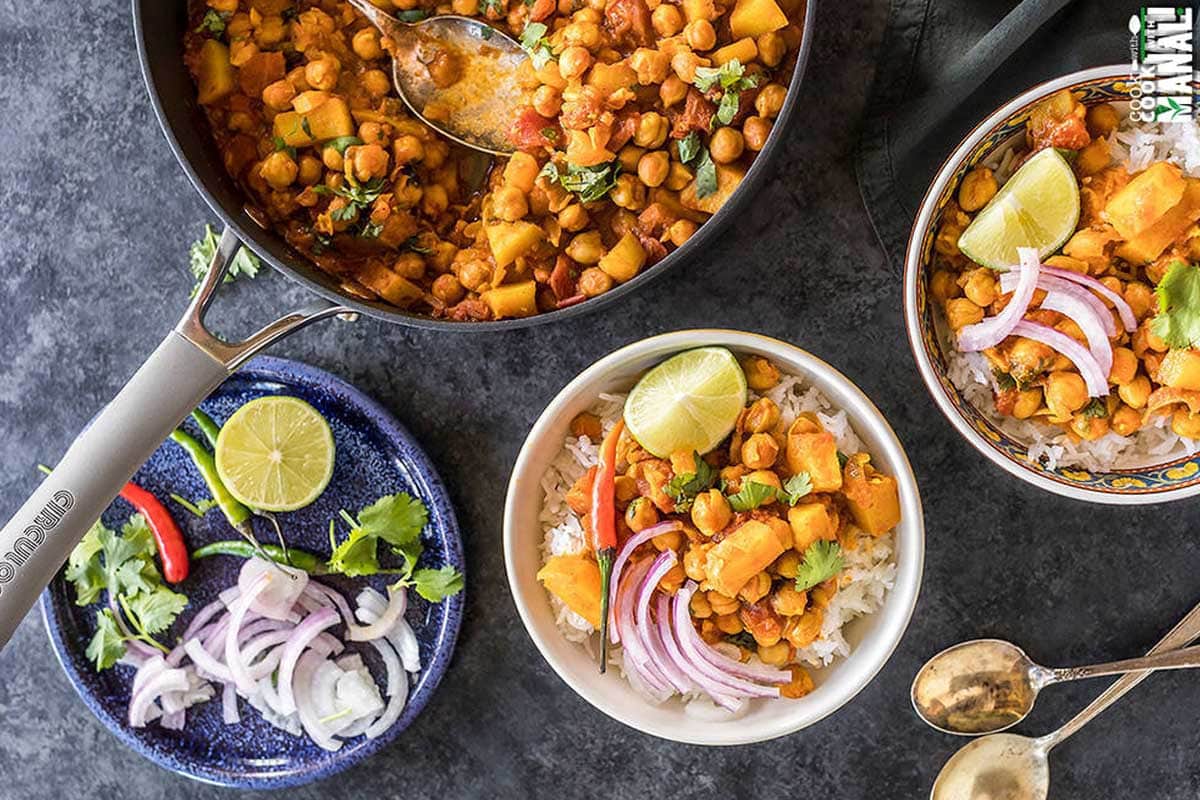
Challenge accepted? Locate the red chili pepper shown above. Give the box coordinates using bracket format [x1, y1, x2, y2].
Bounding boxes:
[119, 481, 189, 583]
[591, 419, 624, 673]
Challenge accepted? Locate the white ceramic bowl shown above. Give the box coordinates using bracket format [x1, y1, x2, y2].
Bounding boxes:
[503, 330, 925, 745]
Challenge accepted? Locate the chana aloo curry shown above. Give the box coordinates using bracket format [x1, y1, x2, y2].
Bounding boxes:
[538, 356, 902, 698]
[185, 0, 804, 321]
[933, 90, 1200, 442]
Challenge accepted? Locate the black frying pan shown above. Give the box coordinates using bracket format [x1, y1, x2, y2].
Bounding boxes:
[0, 0, 814, 645]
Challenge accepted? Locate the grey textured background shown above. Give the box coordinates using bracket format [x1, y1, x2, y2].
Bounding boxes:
[1, 1, 1197, 798]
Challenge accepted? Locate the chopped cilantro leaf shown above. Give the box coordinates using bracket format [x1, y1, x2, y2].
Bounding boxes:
[539, 160, 621, 203]
[665, 454, 717, 512]
[780, 472, 813, 506]
[325, 135, 363, 155]
[1151, 261, 1200, 349]
[726, 480, 778, 512]
[395, 9, 428, 21]
[195, 9, 228, 37]
[86, 609, 127, 671]
[412, 566, 465, 603]
[692, 59, 761, 128]
[693, 148, 718, 199]
[519, 22, 555, 70]
[794, 541, 844, 592]
[678, 131, 703, 165]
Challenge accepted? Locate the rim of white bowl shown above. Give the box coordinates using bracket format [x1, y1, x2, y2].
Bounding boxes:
[503, 329, 925, 745]
[902, 63, 1200, 506]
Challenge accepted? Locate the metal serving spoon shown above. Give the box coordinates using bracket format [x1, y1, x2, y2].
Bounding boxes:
[929, 600, 1200, 800]
[913, 637, 1200, 735]
[348, 0, 527, 155]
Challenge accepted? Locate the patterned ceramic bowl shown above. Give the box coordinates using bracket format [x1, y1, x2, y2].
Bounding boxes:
[904, 63, 1200, 504]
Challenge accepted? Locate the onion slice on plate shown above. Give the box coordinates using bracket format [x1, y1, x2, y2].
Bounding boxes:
[958, 247, 1041, 352]
[275, 607, 340, 715]
[999, 272, 1117, 337]
[1039, 265, 1137, 332]
[1012, 320, 1109, 397]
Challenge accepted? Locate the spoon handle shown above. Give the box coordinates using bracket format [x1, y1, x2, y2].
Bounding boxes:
[1050, 643, 1200, 682]
[1043, 599, 1200, 749]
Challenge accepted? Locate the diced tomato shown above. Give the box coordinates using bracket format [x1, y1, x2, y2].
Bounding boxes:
[994, 387, 1018, 416]
[508, 107, 560, 151]
[529, 0, 556, 21]
[637, 202, 679, 238]
[636, 231, 669, 264]
[237, 51, 285, 98]
[549, 255, 579, 300]
[604, 0, 654, 48]
[669, 89, 716, 139]
[1031, 116, 1091, 152]
[608, 110, 641, 151]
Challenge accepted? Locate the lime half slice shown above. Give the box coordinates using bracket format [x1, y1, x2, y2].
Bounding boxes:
[957, 148, 1080, 269]
[623, 347, 748, 457]
[214, 396, 336, 512]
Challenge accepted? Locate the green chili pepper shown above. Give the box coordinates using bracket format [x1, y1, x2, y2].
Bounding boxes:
[191, 408, 222, 449]
[169, 428, 251, 529]
[192, 540, 327, 573]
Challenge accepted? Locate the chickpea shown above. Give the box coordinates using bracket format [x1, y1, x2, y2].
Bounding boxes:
[1118, 375, 1151, 409]
[261, 79, 296, 111]
[715, 613, 743, 635]
[422, 184, 450, 217]
[629, 48, 670, 85]
[304, 56, 341, 92]
[391, 134, 425, 165]
[613, 476, 639, 504]
[683, 544, 709, 582]
[659, 75, 688, 107]
[1069, 413, 1109, 441]
[362, 69, 392, 98]
[930, 270, 960, 302]
[1109, 347, 1138, 385]
[1172, 409, 1200, 438]
[783, 609, 823, 648]
[773, 550, 800, 579]
[558, 203, 589, 231]
[349, 143, 389, 181]
[957, 166, 998, 212]
[297, 155, 323, 186]
[740, 433, 779, 469]
[664, 162, 692, 191]
[226, 110, 256, 133]
[566, 231, 604, 264]
[1044, 371, 1089, 419]
[1012, 388, 1043, 420]
[670, 51, 703, 83]
[685, 19, 716, 50]
[321, 146, 344, 172]
[390, 252, 424, 281]
[754, 83, 787, 119]
[742, 115, 772, 151]
[558, 46, 593, 80]
[779, 665, 815, 699]
[208, 0, 238, 12]
[633, 112, 669, 148]
[610, 174, 647, 211]
[493, 186, 529, 221]
[742, 356, 780, 390]
[1076, 136, 1110, 176]
[229, 39, 259, 68]
[578, 267, 613, 297]
[259, 151, 298, 190]
[653, 529, 685, 552]
[690, 489, 732, 536]
[755, 640, 790, 666]
[690, 590, 713, 618]
[744, 397, 780, 433]
[503, 152, 539, 192]
[457, 258, 491, 292]
[1086, 103, 1120, 138]
[358, 121, 388, 146]
[1111, 405, 1142, 437]
[636, 151, 670, 188]
[1125, 281, 1154, 321]
[617, 145, 645, 173]
[651, 3, 683, 36]
[757, 31, 786, 67]
[945, 297, 984, 331]
[744, 469, 781, 491]
[431, 273, 465, 305]
[961, 269, 997, 307]
[626, 497, 660, 532]
[771, 584, 808, 616]
[532, 84, 563, 118]
[666, 219, 697, 247]
[710, 127, 744, 164]
[451, 0, 475, 13]
[351, 27, 383, 60]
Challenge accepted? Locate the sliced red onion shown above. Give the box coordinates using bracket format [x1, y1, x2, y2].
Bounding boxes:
[369, 638, 403, 699]
[276, 607, 340, 715]
[222, 683, 240, 724]
[305, 581, 376, 639]
[184, 638, 233, 683]
[608, 520, 684, 643]
[635, 551, 691, 694]
[160, 710, 186, 730]
[614, 558, 673, 694]
[225, 575, 271, 695]
[357, 589, 421, 672]
[219, 586, 241, 607]
[671, 583, 781, 699]
[1040, 264, 1137, 332]
[202, 615, 232, 656]
[959, 247, 1041, 351]
[1040, 289, 1113, 376]
[239, 558, 309, 621]
[346, 586, 406, 642]
[129, 668, 189, 728]
[1012, 320, 1110, 397]
[292, 650, 343, 752]
[257, 675, 287, 716]
[1000, 273, 1117, 337]
[131, 655, 166, 697]
[180, 598, 227, 641]
[365, 646, 409, 739]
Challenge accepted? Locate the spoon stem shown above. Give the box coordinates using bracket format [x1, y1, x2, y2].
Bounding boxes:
[1041, 600, 1200, 750]
[1047, 643, 1200, 683]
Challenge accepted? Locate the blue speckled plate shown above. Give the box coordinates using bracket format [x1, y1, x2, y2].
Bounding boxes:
[39, 355, 465, 789]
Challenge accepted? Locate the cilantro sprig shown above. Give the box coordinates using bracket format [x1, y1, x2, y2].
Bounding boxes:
[677, 131, 718, 199]
[327, 493, 464, 602]
[692, 59, 762, 127]
[726, 472, 812, 512]
[195, 9, 229, 37]
[539, 160, 621, 203]
[1151, 260, 1200, 349]
[794, 540, 844, 592]
[66, 515, 189, 670]
[189, 224, 261, 297]
[665, 453, 718, 512]
[519, 22, 555, 70]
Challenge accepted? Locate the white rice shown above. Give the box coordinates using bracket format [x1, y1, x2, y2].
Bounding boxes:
[943, 114, 1200, 471]
[537, 375, 897, 708]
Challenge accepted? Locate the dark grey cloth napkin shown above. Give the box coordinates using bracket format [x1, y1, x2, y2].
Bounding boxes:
[856, 0, 1142, 272]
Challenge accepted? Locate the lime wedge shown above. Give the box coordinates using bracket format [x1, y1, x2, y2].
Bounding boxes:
[214, 396, 335, 512]
[957, 148, 1080, 269]
[623, 347, 748, 457]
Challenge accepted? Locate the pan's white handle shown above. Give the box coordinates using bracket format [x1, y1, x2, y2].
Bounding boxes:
[0, 333, 230, 645]
[0, 228, 353, 649]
